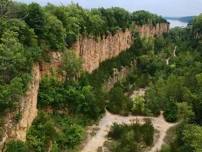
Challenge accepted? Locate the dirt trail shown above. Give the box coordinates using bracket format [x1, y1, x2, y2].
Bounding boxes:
[82, 88, 177, 152]
[81, 110, 177, 152]
[166, 46, 177, 65]
[82, 52, 178, 152]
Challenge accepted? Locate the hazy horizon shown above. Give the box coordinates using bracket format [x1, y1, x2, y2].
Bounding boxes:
[16, 0, 202, 17]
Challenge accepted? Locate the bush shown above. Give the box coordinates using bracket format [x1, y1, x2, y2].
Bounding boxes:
[38, 76, 105, 120]
[131, 96, 146, 115]
[5, 140, 28, 152]
[26, 112, 86, 152]
[141, 120, 154, 146]
[160, 145, 172, 152]
[164, 102, 178, 122]
[27, 112, 56, 152]
[108, 121, 154, 152]
[57, 123, 84, 149]
[107, 86, 132, 115]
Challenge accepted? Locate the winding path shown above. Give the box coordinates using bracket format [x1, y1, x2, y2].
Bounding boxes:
[166, 46, 177, 65]
[81, 111, 177, 152]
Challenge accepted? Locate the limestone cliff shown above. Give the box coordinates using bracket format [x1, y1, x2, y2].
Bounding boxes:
[0, 64, 40, 148]
[40, 52, 62, 78]
[74, 23, 169, 72]
[136, 23, 169, 38]
[14, 64, 40, 141]
[0, 23, 169, 149]
[40, 29, 133, 76]
[73, 29, 133, 73]
[40, 23, 169, 76]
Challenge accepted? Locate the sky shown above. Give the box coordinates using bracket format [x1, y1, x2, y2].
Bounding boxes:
[16, 0, 202, 17]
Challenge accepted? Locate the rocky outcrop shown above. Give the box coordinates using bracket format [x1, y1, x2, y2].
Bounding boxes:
[0, 64, 40, 148]
[103, 60, 136, 91]
[39, 30, 134, 76]
[40, 52, 62, 78]
[136, 23, 169, 38]
[75, 23, 169, 73]
[14, 64, 40, 141]
[40, 24, 169, 76]
[73, 29, 133, 73]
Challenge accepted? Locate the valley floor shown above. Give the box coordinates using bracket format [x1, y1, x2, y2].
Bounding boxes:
[82, 90, 177, 152]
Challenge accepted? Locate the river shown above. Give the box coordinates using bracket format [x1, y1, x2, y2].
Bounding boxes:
[167, 19, 188, 28]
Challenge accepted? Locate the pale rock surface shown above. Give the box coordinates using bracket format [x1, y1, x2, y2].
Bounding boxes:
[136, 23, 169, 38]
[73, 29, 133, 73]
[40, 23, 169, 75]
[0, 64, 40, 148]
[14, 64, 40, 141]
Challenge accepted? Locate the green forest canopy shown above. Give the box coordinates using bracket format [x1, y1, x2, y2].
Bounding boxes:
[1, 1, 202, 151]
[0, 1, 168, 113]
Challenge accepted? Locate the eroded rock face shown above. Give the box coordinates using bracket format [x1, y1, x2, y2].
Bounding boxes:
[40, 24, 169, 76]
[40, 29, 133, 76]
[0, 64, 40, 148]
[40, 52, 62, 78]
[73, 29, 133, 73]
[136, 23, 169, 38]
[14, 64, 40, 141]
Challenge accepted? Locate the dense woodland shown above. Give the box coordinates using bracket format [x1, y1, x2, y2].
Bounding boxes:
[1, 0, 202, 152]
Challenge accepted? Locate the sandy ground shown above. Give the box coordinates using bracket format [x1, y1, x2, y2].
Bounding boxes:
[81, 111, 176, 152]
[81, 88, 177, 152]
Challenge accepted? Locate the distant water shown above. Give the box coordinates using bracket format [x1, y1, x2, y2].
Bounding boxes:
[167, 19, 188, 28]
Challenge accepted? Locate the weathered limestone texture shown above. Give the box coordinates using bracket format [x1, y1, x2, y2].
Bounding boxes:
[0, 64, 40, 149]
[73, 29, 133, 73]
[40, 24, 169, 75]
[136, 23, 169, 38]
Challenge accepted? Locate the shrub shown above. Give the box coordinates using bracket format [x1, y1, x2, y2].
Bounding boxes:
[107, 86, 132, 115]
[164, 102, 178, 122]
[108, 121, 154, 152]
[5, 140, 28, 152]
